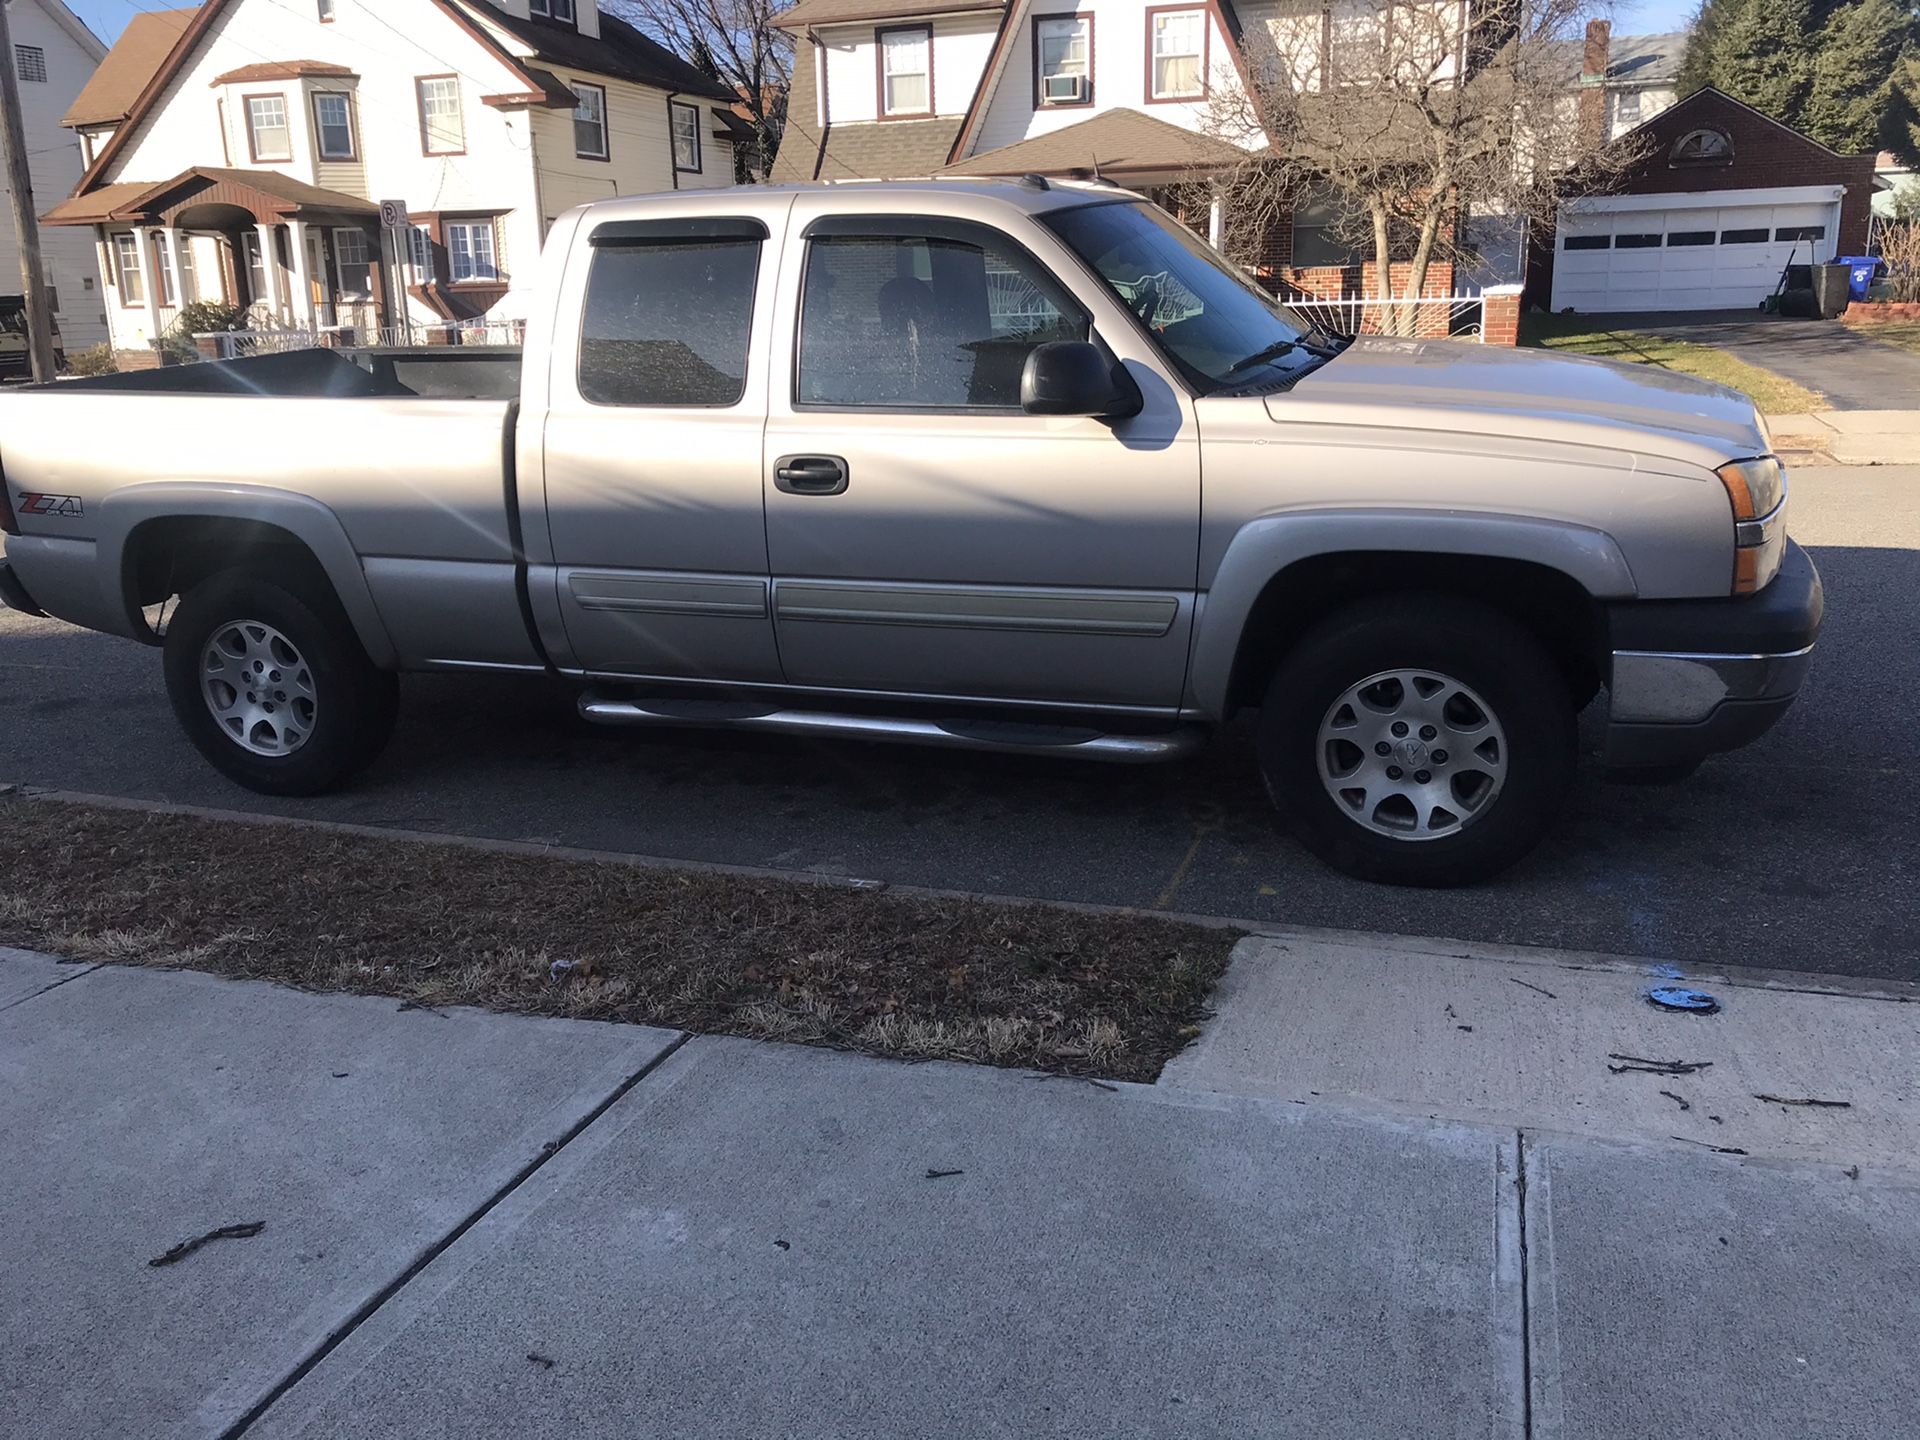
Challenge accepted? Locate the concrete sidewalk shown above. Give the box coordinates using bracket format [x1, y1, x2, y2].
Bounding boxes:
[1768, 409, 1920, 464]
[4, 941, 1917, 1439]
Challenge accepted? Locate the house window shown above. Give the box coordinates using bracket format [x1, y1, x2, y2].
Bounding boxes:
[798, 231, 1085, 408]
[1721, 228, 1769, 244]
[154, 239, 177, 305]
[1776, 225, 1826, 242]
[1561, 234, 1610, 251]
[15, 45, 46, 83]
[574, 83, 608, 159]
[1148, 9, 1205, 100]
[532, 0, 576, 18]
[446, 220, 499, 283]
[1290, 191, 1364, 267]
[113, 233, 145, 306]
[671, 101, 701, 172]
[1613, 90, 1640, 128]
[1670, 128, 1731, 165]
[1035, 15, 1092, 106]
[245, 94, 292, 162]
[317, 0, 335, 18]
[1665, 230, 1714, 247]
[333, 229, 373, 297]
[1614, 232, 1661, 248]
[312, 92, 356, 160]
[408, 224, 436, 279]
[878, 26, 932, 117]
[417, 76, 464, 154]
[1323, 0, 1381, 85]
[177, 239, 198, 303]
[579, 234, 761, 406]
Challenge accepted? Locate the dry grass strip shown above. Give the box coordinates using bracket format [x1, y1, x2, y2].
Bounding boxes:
[0, 796, 1238, 1081]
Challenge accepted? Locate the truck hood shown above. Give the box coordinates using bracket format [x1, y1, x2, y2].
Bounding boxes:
[1269, 337, 1769, 471]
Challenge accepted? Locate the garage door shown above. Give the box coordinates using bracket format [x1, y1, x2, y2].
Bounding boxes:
[1551, 195, 1839, 314]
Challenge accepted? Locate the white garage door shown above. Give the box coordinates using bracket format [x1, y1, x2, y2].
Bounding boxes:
[1552, 191, 1841, 314]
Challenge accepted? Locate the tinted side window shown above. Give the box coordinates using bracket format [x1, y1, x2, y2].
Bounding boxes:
[580, 238, 759, 406]
[797, 233, 1086, 409]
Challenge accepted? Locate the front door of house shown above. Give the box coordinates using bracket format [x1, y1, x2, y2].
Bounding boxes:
[305, 231, 333, 328]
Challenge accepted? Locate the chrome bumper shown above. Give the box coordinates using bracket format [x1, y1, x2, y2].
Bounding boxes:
[1608, 646, 1814, 725]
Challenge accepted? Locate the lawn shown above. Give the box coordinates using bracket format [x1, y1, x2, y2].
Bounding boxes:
[1847, 321, 1920, 357]
[1520, 314, 1825, 415]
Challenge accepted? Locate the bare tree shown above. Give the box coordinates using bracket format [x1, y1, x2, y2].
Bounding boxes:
[1200, 0, 1643, 327]
[610, 0, 794, 179]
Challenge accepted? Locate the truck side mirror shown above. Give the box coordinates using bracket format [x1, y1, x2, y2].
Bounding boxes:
[1020, 341, 1142, 421]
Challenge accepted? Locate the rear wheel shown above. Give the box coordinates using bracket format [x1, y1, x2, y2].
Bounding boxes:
[163, 570, 397, 796]
[1257, 595, 1577, 886]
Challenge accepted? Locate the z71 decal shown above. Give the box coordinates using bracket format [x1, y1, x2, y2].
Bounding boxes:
[16, 492, 83, 518]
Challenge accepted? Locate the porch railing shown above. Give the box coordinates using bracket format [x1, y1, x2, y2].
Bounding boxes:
[192, 318, 527, 361]
[1279, 293, 1486, 342]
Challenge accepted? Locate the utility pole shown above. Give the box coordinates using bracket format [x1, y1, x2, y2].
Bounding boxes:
[0, 0, 57, 381]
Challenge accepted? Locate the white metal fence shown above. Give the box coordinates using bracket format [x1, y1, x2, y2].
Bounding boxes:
[1279, 293, 1487, 341]
[192, 319, 526, 361]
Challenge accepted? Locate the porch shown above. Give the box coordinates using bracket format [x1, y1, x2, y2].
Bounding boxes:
[44, 167, 392, 363]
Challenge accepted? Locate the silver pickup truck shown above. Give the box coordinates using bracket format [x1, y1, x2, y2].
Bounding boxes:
[0, 178, 1821, 885]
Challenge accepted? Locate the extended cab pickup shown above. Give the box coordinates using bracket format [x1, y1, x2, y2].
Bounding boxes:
[0, 179, 1822, 885]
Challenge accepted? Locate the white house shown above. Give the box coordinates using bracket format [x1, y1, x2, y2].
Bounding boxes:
[5, 0, 108, 353]
[45, 0, 745, 368]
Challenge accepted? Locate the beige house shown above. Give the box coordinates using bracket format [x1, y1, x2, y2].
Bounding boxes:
[45, 0, 745, 368]
[4, 0, 108, 353]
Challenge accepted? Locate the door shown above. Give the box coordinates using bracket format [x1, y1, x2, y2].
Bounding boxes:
[1552, 192, 1842, 312]
[761, 211, 1200, 712]
[305, 230, 334, 328]
[540, 213, 783, 682]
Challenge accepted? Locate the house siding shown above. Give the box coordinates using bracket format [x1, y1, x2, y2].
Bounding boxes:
[818, 14, 998, 125]
[10, 1, 108, 349]
[965, 0, 1241, 157]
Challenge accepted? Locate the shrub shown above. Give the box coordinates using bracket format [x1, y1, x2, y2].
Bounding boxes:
[64, 343, 117, 377]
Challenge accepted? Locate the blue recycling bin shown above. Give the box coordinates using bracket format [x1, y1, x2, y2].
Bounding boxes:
[1839, 256, 1882, 301]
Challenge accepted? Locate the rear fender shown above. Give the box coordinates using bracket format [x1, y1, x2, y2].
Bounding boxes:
[96, 482, 398, 667]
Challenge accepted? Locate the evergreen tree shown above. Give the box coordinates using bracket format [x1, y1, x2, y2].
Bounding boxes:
[1678, 0, 1920, 163]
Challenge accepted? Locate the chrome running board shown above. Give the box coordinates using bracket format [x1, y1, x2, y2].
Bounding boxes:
[577, 692, 1205, 764]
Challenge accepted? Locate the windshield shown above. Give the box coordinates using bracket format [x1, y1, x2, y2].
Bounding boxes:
[1044, 201, 1333, 393]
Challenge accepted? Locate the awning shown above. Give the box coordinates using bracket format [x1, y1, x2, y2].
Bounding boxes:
[44, 166, 379, 227]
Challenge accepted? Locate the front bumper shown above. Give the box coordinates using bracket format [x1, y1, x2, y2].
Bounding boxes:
[0, 556, 45, 616]
[1603, 541, 1822, 770]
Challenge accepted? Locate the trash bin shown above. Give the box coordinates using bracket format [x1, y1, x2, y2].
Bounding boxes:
[1812, 263, 1852, 318]
[1839, 256, 1882, 302]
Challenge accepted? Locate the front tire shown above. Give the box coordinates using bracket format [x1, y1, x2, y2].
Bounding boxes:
[163, 569, 398, 796]
[1257, 595, 1576, 886]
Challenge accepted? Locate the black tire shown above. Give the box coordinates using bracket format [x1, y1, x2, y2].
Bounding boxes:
[163, 568, 398, 796]
[1256, 594, 1576, 887]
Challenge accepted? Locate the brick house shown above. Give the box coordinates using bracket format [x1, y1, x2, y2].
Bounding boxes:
[1538, 86, 1879, 313]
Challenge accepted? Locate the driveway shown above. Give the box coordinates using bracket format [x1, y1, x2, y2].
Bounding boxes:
[3, 466, 1917, 983]
[1605, 310, 1920, 410]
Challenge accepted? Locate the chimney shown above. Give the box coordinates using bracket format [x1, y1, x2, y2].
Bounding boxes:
[1578, 19, 1611, 148]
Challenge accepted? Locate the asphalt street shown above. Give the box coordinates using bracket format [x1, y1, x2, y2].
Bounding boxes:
[3, 465, 1914, 980]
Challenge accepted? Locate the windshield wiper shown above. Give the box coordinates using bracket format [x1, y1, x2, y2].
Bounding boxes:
[1220, 336, 1339, 379]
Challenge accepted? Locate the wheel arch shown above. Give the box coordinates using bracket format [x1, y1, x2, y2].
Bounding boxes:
[98, 485, 397, 668]
[1190, 512, 1632, 718]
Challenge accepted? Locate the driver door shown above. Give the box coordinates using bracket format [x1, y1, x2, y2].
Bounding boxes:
[760, 209, 1201, 712]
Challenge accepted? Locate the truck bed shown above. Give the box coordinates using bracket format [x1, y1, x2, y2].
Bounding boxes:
[44, 346, 523, 401]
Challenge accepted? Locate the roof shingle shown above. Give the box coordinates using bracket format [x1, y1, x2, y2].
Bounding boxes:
[774, 0, 1003, 29]
[942, 108, 1249, 176]
[61, 5, 199, 128]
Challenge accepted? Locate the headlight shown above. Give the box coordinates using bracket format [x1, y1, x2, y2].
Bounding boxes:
[1715, 455, 1785, 521]
[1716, 456, 1788, 595]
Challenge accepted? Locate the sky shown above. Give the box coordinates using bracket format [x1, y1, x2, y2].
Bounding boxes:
[62, 0, 1705, 47]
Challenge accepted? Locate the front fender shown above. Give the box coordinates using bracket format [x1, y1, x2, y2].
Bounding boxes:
[95, 481, 398, 668]
[1184, 508, 1636, 717]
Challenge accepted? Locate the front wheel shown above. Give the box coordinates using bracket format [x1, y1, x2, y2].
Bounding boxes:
[1257, 595, 1576, 886]
[162, 569, 398, 796]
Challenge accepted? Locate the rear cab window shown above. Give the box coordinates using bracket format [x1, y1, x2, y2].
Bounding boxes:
[578, 218, 766, 407]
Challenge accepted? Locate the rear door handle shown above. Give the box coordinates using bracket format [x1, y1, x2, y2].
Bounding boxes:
[773, 454, 849, 496]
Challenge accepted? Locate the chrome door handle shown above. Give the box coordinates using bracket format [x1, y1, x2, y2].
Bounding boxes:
[773, 454, 849, 496]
